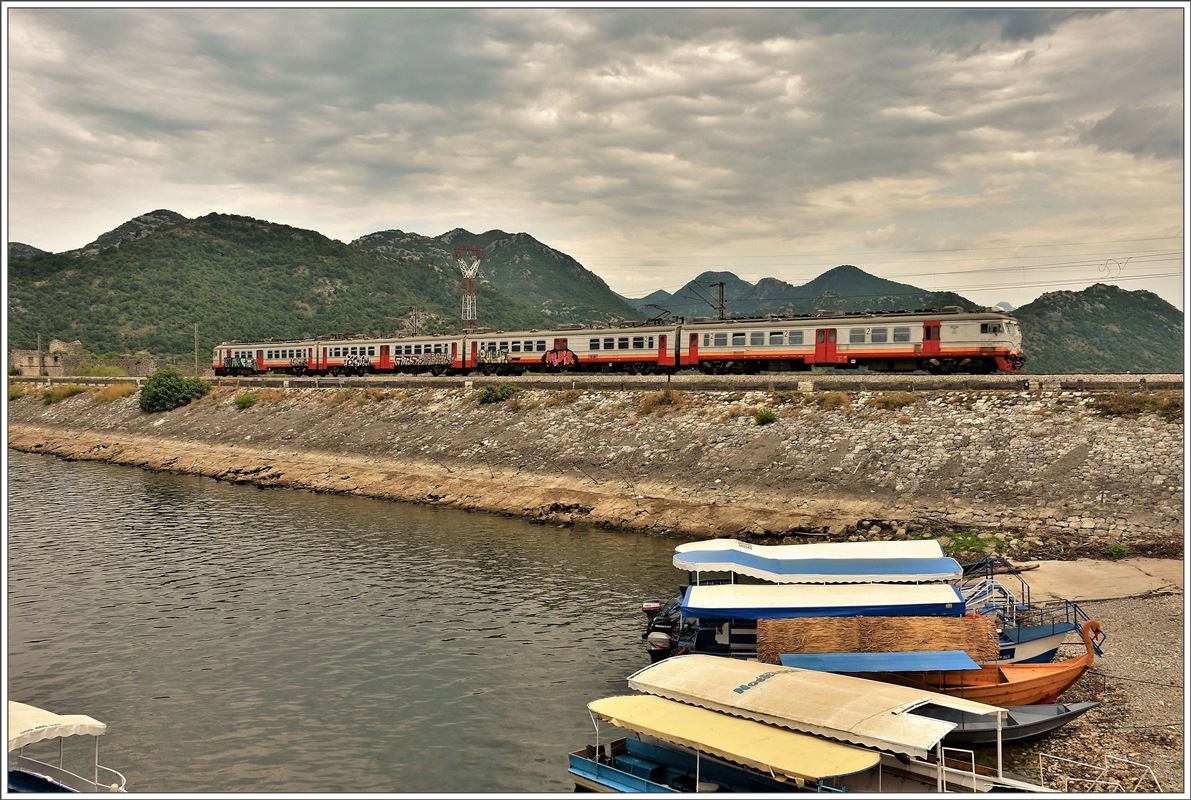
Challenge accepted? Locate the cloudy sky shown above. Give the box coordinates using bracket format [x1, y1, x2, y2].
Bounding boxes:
[6, 5, 1186, 308]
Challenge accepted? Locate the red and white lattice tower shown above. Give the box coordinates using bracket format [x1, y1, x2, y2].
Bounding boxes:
[453, 244, 485, 331]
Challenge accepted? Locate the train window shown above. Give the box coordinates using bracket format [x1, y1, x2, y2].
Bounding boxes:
[604, 337, 614, 349]
[769, 332, 784, 346]
[849, 329, 865, 344]
[648, 336, 655, 349]
[750, 332, 764, 346]
[980, 323, 1003, 334]
[618, 337, 629, 349]
[521, 340, 532, 351]
[871, 328, 888, 343]
[632, 336, 644, 349]
[412, 345, 421, 355]
[703, 334, 710, 346]
[732, 332, 746, 347]
[714, 333, 727, 347]
[789, 330, 804, 345]
[512, 342, 521, 352]
[590, 339, 600, 350]
[535, 340, 545, 351]
[893, 327, 911, 342]
[369, 347, 376, 356]
[499, 341, 509, 351]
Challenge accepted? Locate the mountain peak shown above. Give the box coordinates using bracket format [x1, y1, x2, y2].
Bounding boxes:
[74, 209, 189, 255]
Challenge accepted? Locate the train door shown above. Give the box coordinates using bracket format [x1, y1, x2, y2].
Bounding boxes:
[470, 341, 478, 369]
[379, 344, 391, 370]
[658, 334, 670, 366]
[922, 321, 941, 356]
[686, 332, 699, 366]
[814, 328, 840, 363]
[450, 341, 459, 369]
[255, 349, 264, 372]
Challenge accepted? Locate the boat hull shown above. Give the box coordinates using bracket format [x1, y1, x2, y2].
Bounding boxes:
[922, 702, 1099, 746]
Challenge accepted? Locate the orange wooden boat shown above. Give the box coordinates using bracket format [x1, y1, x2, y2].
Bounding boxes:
[871, 619, 1101, 706]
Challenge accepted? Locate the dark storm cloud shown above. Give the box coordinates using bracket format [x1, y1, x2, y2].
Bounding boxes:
[1082, 105, 1184, 160]
[7, 7, 1184, 308]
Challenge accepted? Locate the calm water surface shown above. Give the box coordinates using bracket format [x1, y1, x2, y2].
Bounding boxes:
[6, 450, 684, 792]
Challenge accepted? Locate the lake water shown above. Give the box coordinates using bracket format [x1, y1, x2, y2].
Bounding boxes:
[6, 450, 683, 792]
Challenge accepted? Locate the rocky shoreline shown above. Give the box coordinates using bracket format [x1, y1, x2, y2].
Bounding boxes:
[6, 382, 1183, 558]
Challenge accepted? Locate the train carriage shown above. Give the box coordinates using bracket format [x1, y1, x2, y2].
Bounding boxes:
[212, 309, 1022, 378]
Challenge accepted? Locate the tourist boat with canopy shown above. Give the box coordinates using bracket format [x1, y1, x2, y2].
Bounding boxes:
[568, 654, 1050, 793]
[7, 701, 127, 793]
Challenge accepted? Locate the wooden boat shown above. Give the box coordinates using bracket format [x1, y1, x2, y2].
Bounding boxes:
[920, 701, 1099, 747]
[873, 619, 1101, 706]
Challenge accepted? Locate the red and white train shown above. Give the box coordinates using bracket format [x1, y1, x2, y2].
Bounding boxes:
[213, 308, 1023, 377]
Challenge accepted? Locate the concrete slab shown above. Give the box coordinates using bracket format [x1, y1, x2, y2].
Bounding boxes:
[1014, 558, 1183, 602]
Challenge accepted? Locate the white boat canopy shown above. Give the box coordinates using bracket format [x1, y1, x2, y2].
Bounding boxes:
[8, 702, 107, 752]
[673, 538, 962, 584]
[589, 695, 881, 785]
[627, 654, 1003, 760]
[680, 582, 965, 620]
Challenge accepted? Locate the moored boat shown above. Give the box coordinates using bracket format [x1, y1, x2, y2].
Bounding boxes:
[921, 702, 1099, 747]
[580, 654, 1052, 792]
[7, 701, 127, 793]
[871, 620, 1102, 706]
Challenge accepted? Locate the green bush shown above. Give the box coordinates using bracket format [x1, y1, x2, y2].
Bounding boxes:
[73, 363, 128, 377]
[1091, 391, 1182, 422]
[139, 367, 209, 412]
[475, 382, 518, 404]
[42, 384, 88, 404]
[754, 407, 777, 426]
[234, 392, 259, 410]
[1104, 542, 1129, 560]
[9, 384, 27, 401]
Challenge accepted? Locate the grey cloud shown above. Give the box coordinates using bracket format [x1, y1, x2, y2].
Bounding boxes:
[1082, 104, 1184, 159]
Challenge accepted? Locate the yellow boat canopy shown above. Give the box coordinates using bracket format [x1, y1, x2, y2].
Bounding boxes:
[628, 654, 1004, 760]
[589, 695, 880, 784]
[8, 702, 107, 752]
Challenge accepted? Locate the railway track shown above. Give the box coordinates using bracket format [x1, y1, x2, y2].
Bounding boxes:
[11, 373, 1183, 392]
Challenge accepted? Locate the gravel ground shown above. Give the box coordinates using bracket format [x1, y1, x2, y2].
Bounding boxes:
[998, 591, 1184, 792]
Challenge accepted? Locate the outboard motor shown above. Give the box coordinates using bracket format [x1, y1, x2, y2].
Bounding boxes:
[641, 600, 663, 619]
[645, 631, 674, 662]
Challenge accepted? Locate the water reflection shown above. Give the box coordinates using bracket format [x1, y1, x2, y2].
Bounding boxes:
[7, 450, 683, 792]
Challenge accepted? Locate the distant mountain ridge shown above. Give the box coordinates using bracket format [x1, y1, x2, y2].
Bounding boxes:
[6, 211, 639, 357]
[630, 265, 978, 318]
[1013, 283, 1183, 374]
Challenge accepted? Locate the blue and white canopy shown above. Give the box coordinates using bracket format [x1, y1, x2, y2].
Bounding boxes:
[674, 539, 962, 584]
[680, 582, 966, 620]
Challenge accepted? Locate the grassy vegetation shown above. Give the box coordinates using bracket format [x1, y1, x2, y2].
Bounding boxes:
[73, 363, 129, 377]
[637, 389, 686, 415]
[475, 382, 519, 405]
[8, 384, 28, 401]
[1090, 390, 1182, 422]
[754, 407, 777, 426]
[865, 391, 919, 410]
[1104, 542, 1129, 560]
[814, 392, 852, 412]
[544, 389, 584, 406]
[234, 392, 259, 410]
[93, 383, 138, 403]
[940, 531, 1007, 561]
[42, 384, 88, 404]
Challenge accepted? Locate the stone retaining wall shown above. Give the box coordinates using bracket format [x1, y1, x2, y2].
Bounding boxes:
[6, 384, 1183, 557]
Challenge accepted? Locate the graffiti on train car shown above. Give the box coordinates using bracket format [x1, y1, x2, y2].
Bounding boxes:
[477, 350, 510, 365]
[393, 354, 451, 367]
[344, 354, 372, 368]
[543, 348, 578, 368]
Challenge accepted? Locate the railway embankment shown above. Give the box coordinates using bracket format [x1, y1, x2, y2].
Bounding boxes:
[6, 382, 1184, 558]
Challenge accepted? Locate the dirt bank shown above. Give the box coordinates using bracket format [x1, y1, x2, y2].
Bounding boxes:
[6, 383, 1184, 556]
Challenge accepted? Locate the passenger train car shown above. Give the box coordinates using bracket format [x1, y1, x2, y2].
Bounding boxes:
[213, 308, 1023, 377]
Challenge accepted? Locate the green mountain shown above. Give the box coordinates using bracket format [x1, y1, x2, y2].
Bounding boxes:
[7, 212, 636, 357]
[631, 265, 978, 318]
[1014, 283, 1183, 374]
[8, 242, 47, 260]
[355, 227, 641, 323]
